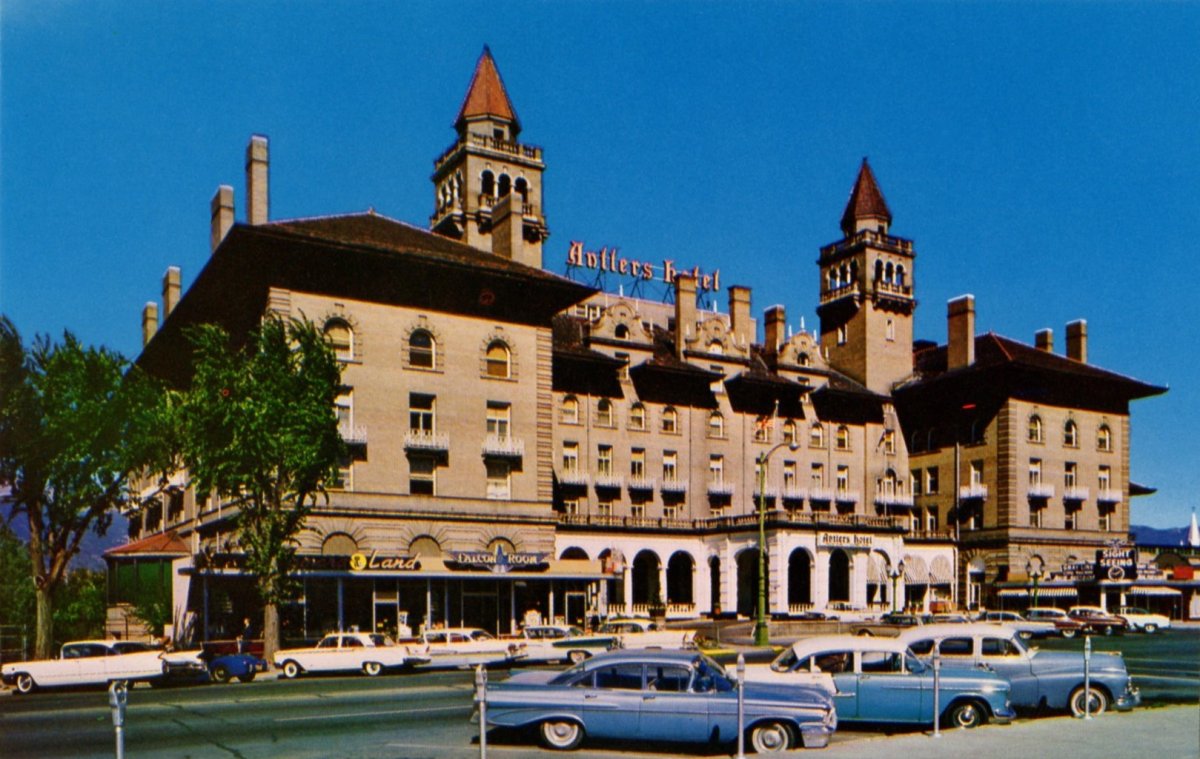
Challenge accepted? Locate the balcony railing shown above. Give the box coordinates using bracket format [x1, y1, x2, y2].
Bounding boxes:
[1063, 486, 1090, 502]
[1027, 482, 1056, 499]
[627, 476, 656, 492]
[781, 487, 808, 502]
[834, 489, 860, 504]
[403, 430, 449, 452]
[753, 486, 780, 500]
[660, 478, 688, 494]
[557, 470, 589, 487]
[959, 483, 988, 500]
[338, 423, 368, 446]
[875, 492, 915, 507]
[1097, 488, 1122, 504]
[707, 481, 736, 497]
[556, 510, 910, 533]
[482, 435, 524, 458]
[809, 487, 834, 502]
[594, 473, 624, 490]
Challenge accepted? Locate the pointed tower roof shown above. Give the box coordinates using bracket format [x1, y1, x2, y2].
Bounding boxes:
[454, 46, 521, 136]
[1188, 508, 1200, 548]
[840, 158, 892, 235]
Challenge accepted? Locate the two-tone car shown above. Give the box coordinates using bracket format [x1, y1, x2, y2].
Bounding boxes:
[418, 627, 528, 668]
[597, 617, 698, 650]
[509, 625, 617, 664]
[897, 623, 1140, 716]
[746, 635, 1014, 729]
[2, 640, 206, 694]
[274, 632, 428, 678]
[478, 649, 837, 753]
[1024, 607, 1084, 638]
[1115, 606, 1171, 634]
[976, 610, 1059, 639]
[1067, 606, 1128, 636]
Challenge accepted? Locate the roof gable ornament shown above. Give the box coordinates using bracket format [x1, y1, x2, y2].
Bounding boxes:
[840, 158, 892, 236]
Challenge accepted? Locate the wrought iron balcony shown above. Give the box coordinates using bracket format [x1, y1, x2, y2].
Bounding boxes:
[1097, 488, 1122, 504]
[1027, 482, 1056, 499]
[959, 483, 988, 500]
[875, 492, 914, 507]
[660, 478, 688, 494]
[481, 435, 524, 458]
[557, 469, 589, 488]
[1063, 486, 1091, 502]
[834, 489, 861, 504]
[593, 473, 624, 490]
[627, 476, 656, 493]
[781, 486, 808, 502]
[707, 481, 736, 497]
[403, 430, 449, 452]
[809, 487, 834, 502]
[338, 423, 368, 446]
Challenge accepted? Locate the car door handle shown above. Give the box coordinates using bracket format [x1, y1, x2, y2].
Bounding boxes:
[833, 692, 856, 698]
[584, 693, 599, 700]
[643, 694, 656, 701]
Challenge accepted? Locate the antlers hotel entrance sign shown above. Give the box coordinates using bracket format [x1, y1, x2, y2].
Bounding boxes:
[567, 241, 722, 293]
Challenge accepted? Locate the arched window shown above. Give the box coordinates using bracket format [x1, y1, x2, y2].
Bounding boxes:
[782, 420, 797, 444]
[485, 341, 510, 378]
[480, 170, 495, 198]
[708, 340, 724, 355]
[561, 395, 579, 424]
[1097, 424, 1112, 451]
[629, 402, 646, 431]
[895, 265, 906, 287]
[835, 425, 851, 451]
[875, 259, 884, 281]
[798, 352, 811, 367]
[497, 173, 512, 197]
[1063, 420, 1078, 448]
[708, 411, 725, 438]
[410, 328, 435, 368]
[885, 262, 894, 284]
[324, 319, 353, 361]
[830, 269, 841, 290]
[596, 399, 614, 427]
[1028, 414, 1043, 443]
[614, 324, 630, 340]
[810, 424, 825, 448]
[514, 177, 529, 202]
[662, 407, 678, 434]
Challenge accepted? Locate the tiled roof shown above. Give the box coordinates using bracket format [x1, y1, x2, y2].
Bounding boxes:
[454, 46, 520, 133]
[910, 332, 1165, 398]
[105, 531, 189, 557]
[840, 158, 892, 233]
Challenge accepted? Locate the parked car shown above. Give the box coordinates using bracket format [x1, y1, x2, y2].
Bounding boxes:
[1024, 607, 1084, 638]
[897, 623, 1140, 716]
[2, 640, 206, 695]
[745, 635, 1014, 729]
[478, 649, 837, 753]
[976, 610, 1058, 639]
[1115, 606, 1171, 634]
[418, 627, 528, 668]
[930, 613, 971, 624]
[274, 632, 428, 678]
[1067, 606, 1128, 636]
[851, 612, 928, 636]
[207, 652, 268, 683]
[597, 617, 697, 650]
[508, 625, 617, 664]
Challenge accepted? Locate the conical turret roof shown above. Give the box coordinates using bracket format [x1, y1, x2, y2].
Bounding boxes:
[454, 46, 521, 136]
[840, 158, 892, 235]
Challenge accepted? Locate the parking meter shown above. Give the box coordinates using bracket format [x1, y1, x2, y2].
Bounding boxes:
[931, 650, 942, 739]
[735, 653, 746, 759]
[475, 665, 488, 759]
[109, 680, 128, 759]
[1082, 634, 1093, 720]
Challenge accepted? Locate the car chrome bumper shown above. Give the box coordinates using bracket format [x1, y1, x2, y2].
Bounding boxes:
[1115, 684, 1141, 711]
[800, 723, 834, 749]
[992, 703, 1017, 724]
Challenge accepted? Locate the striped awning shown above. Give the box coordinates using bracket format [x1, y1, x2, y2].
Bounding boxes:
[929, 556, 954, 585]
[997, 586, 1078, 598]
[868, 554, 886, 583]
[1128, 586, 1181, 596]
[903, 555, 929, 584]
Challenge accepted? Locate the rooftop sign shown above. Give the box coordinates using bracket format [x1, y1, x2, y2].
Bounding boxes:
[567, 241, 721, 293]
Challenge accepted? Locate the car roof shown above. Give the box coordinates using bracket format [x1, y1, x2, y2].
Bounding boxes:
[585, 648, 700, 667]
[788, 635, 911, 655]
[65, 640, 120, 647]
[897, 623, 1022, 641]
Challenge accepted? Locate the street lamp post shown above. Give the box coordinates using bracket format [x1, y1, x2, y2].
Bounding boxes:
[1026, 561, 1043, 609]
[888, 560, 906, 613]
[754, 440, 800, 647]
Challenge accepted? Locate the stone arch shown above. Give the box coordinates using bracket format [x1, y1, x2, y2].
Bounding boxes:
[788, 547, 813, 606]
[409, 535, 443, 556]
[404, 316, 444, 371]
[321, 532, 358, 556]
[735, 547, 765, 618]
[481, 331, 516, 379]
[828, 548, 851, 603]
[631, 550, 662, 605]
[559, 546, 589, 560]
[666, 551, 695, 604]
[481, 169, 495, 198]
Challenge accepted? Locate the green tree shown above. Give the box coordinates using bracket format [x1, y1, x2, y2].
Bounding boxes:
[0, 317, 174, 658]
[177, 317, 343, 663]
[0, 524, 35, 648]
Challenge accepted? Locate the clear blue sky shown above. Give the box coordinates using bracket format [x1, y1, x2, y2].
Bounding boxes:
[2, 2, 1197, 529]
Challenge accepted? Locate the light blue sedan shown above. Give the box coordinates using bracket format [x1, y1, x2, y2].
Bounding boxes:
[478, 649, 837, 753]
[748, 635, 1016, 729]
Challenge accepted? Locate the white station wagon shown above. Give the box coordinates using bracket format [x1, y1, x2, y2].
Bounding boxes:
[2, 639, 205, 694]
[275, 632, 429, 678]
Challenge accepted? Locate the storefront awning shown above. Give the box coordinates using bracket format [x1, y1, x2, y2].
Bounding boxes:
[1128, 586, 1182, 596]
[997, 586, 1078, 598]
[903, 555, 928, 584]
[929, 556, 954, 585]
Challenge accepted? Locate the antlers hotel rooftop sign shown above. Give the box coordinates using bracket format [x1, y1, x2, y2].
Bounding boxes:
[567, 241, 722, 293]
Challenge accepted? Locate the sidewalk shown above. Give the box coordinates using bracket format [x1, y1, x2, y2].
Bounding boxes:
[818, 705, 1200, 759]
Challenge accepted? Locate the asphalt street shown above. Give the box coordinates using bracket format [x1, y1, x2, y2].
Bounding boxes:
[1, 627, 1197, 758]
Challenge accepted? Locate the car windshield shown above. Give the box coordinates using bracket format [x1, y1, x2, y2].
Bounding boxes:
[470, 630, 495, 641]
[770, 647, 800, 673]
[112, 642, 156, 654]
[368, 634, 395, 647]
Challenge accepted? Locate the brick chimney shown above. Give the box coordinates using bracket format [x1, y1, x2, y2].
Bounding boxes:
[764, 305, 786, 353]
[210, 185, 234, 253]
[491, 193, 533, 267]
[728, 286, 751, 347]
[141, 302, 158, 347]
[245, 135, 269, 226]
[1066, 320, 1087, 363]
[1035, 328, 1054, 353]
[161, 266, 181, 317]
[674, 274, 697, 360]
[947, 295, 975, 370]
